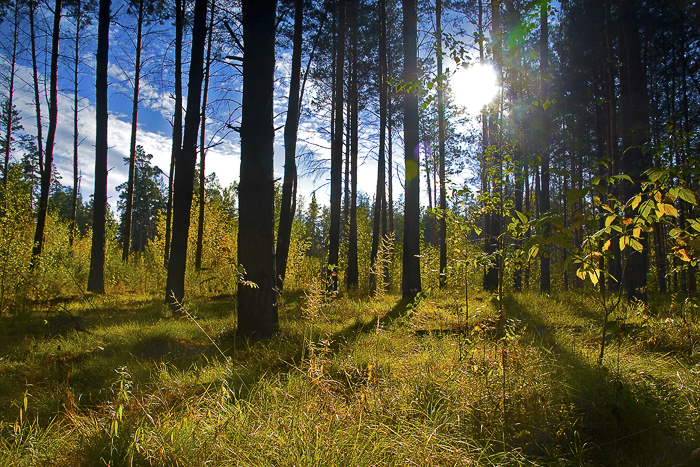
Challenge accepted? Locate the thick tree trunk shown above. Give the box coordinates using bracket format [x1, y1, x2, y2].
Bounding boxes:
[87, 0, 108, 293]
[328, 0, 345, 291]
[275, 0, 302, 291]
[165, 0, 208, 310]
[237, 0, 278, 337]
[31, 0, 62, 265]
[402, 0, 421, 299]
[617, 0, 649, 302]
[122, 0, 144, 261]
[195, 0, 216, 270]
[164, 0, 184, 267]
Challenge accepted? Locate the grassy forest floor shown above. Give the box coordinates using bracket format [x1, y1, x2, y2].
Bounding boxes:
[0, 287, 699, 466]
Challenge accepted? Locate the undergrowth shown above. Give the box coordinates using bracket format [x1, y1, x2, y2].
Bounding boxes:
[0, 289, 698, 466]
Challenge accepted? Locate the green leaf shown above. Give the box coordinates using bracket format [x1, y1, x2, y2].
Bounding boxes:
[687, 219, 700, 232]
[669, 227, 681, 238]
[646, 168, 665, 183]
[614, 174, 633, 183]
[515, 210, 528, 223]
[591, 176, 601, 186]
[679, 188, 697, 205]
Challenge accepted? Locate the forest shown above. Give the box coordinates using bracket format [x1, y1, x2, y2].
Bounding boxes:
[0, 0, 699, 465]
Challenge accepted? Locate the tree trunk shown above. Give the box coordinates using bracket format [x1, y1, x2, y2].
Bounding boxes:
[122, 0, 144, 262]
[164, 0, 184, 267]
[617, 0, 648, 302]
[87, 0, 108, 293]
[3, 0, 19, 189]
[165, 0, 208, 310]
[275, 0, 303, 291]
[31, 0, 62, 265]
[237, 0, 278, 337]
[195, 0, 216, 270]
[402, 0, 421, 299]
[70, 0, 82, 247]
[436, 0, 447, 287]
[328, 0, 345, 291]
[539, 0, 551, 295]
[29, 0, 44, 179]
[370, 0, 387, 293]
[346, 0, 359, 290]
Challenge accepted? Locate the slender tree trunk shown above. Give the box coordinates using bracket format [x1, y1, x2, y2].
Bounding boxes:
[87, 0, 108, 292]
[31, 0, 62, 265]
[237, 0, 278, 337]
[165, 0, 208, 310]
[195, 0, 216, 270]
[539, 0, 551, 294]
[122, 0, 144, 262]
[436, 0, 447, 287]
[164, 0, 184, 267]
[402, 0, 421, 299]
[3, 0, 19, 189]
[328, 0, 345, 291]
[276, 0, 303, 290]
[346, 0, 359, 290]
[29, 0, 44, 180]
[70, 0, 82, 246]
[370, 0, 387, 293]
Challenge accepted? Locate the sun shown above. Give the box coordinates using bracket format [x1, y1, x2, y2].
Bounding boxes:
[449, 63, 499, 115]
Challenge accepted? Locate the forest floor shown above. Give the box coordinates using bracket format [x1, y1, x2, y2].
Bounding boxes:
[0, 287, 699, 466]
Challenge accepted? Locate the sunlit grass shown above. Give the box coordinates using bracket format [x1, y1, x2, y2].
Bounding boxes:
[0, 288, 698, 465]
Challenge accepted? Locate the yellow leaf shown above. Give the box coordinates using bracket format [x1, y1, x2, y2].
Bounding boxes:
[605, 215, 615, 227]
[676, 249, 691, 262]
[622, 217, 633, 225]
[633, 227, 641, 238]
[602, 239, 611, 252]
[588, 270, 599, 286]
[576, 268, 586, 280]
[631, 194, 642, 210]
[663, 203, 678, 217]
[654, 191, 662, 202]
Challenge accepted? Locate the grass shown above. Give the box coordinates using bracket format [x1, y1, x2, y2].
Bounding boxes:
[0, 287, 699, 466]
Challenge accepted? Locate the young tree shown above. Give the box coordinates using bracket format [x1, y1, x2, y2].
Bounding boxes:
[402, 0, 421, 298]
[165, 0, 208, 310]
[237, 0, 278, 337]
[1, 0, 21, 189]
[87, 0, 109, 293]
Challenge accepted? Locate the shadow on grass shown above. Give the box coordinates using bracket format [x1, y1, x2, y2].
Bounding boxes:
[510, 298, 696, 466]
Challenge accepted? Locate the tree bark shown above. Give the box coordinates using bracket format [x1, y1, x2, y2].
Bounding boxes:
[87, 0, 108, 293]
[402, 0, 421, 299]
[3, 0, 19, 189]
[237, 0, 278, 337]
[164, 0, 208, 310]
